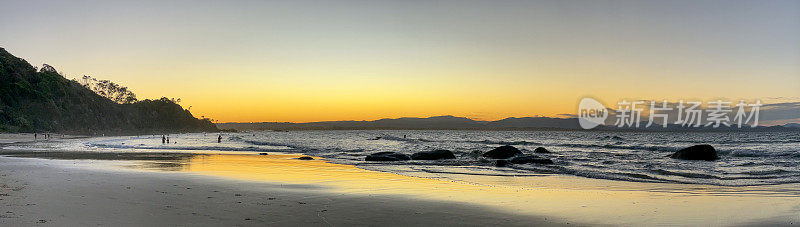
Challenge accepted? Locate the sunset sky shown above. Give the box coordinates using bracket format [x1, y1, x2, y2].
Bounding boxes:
[2, 0, 798, 123]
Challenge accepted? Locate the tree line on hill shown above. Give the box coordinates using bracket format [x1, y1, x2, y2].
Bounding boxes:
[0, 47, 217, 134]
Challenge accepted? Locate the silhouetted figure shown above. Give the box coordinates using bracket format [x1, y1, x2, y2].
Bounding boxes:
[34, 133, 37, 141]
[217, 135, 222, 143]
[162, 135, 166, 144]
[166, 137, 170, 144]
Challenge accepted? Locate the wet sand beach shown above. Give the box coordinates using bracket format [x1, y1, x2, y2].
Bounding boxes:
[0, 134, 35, 144]
[1, 148, 798, 226]
[0, 154, 559, 226]
[0, 133, 87, 145]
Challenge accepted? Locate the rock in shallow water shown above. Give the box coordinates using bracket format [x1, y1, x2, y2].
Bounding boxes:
[509, 156, 554, 164]
[411, 150, 456, 160]
[482, 145, 522, 159]
[297, 156, 314, 160]
[365, 152, 411, 161]
[669, 144, 718, 161]
[494, 159, 509, 167]
[533, 147, 551, 153]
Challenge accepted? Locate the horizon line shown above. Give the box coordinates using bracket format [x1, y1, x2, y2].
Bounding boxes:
[216, 115, 574, 124]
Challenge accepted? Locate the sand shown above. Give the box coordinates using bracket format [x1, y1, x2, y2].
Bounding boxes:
[0, 134, 36, 144]
[1, 135, 798, 226]
[0, 133, 85, 144]
[0, 156, 563, 226]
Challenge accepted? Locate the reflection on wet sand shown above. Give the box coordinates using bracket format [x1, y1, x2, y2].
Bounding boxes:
[134, 153, 800, 226]
[3, 151, 798, 226]
[0, 150, 198, 161]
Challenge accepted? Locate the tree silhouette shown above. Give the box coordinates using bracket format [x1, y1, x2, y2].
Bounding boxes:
[79, 75, 138, 104]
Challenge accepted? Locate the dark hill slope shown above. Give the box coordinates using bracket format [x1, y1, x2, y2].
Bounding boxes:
[0, 47, 217, 134]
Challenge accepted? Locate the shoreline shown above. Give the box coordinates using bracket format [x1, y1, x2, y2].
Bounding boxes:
[1, 150, 798, 226]
[0, 133, 89, 145]
[0, 155, 563, 226]
[1, 132, 799, 226]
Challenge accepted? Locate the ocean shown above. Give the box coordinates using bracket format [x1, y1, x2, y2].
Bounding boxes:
[11, 130, 800, 187]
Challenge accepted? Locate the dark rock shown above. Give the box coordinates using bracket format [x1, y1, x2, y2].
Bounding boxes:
[411, 150, 456, 160]
[494, 160, 509, 167]
[297, 156, 314, 160]
[258, 153, 269, 155]
[509, 156, 554, 164]
[365, 152, 411, 161]
[602, 135, 625, 140]
[670, 144, 718, 161]
[533, 147, 551, 153]
[482, 145, 522, 159]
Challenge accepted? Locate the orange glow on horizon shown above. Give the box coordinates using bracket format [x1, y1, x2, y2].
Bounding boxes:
[4, 0, 796, 123]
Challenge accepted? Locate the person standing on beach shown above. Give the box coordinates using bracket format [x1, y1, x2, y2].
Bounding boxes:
[217, 135, 222, 143]
[34, 133, 37, 141]
[162, 135, 166, 144]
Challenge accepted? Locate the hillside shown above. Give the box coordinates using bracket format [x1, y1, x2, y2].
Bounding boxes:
[0, 48, 217, 134]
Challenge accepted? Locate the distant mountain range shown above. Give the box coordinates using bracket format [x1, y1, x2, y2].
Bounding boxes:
[217, 116, 800, 131]
[784, 123, 800, 128]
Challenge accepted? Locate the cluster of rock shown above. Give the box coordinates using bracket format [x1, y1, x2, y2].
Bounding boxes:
[365, 152, 411, 161]
[364, 144, 556, 167]
[481, 145, 554, 166]
[362, 142, 721, 166]
[365, 150, 457, 161]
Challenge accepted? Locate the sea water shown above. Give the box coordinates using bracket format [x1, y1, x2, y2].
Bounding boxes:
[9, 130, 800, 187]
